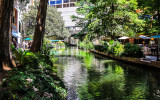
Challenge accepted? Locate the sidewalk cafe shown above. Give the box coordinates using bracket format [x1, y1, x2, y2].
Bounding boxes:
[118, 35, 160, 57]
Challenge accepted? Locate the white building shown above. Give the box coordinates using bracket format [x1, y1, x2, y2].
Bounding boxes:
[48, 0, 77, 27]
[12, 0, 23, 44]
[48, 0, 81, 45]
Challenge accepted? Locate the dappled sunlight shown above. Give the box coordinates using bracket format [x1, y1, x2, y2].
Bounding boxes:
[55, 47, 160, 100]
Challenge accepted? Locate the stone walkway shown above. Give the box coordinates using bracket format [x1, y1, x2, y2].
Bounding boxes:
[145, 56, 160, 61]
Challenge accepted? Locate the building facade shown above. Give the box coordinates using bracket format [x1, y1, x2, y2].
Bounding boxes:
[49, 0, 77, 8]
[12, 0, 22, 44]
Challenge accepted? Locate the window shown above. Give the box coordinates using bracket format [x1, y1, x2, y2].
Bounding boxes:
[12, 17, 15, 24]
[19, 22, 21, 33]
[56, 4, 62, 8]
[70, 3, 75, 7]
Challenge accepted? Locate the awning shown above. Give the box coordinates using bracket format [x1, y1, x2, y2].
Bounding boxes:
[51, 40, 63, 42]
[139, 35, 149, 39]
[149, 35, 160, 39]
[24, 38, 32, 40]
[12, 30, 18, 37]
[118, 36, 129, 40]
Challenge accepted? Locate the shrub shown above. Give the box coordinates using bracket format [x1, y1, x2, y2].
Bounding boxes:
[57, 41, 65, 46]
[42, 42, 51, 56]
[79, 41, 94, 50]
[94, 45, 108, 52]
[79, 41, 85, 49]
[108, 41, 124, 56]
[123, 43, 144, 58]
[2, 45, 67, 100]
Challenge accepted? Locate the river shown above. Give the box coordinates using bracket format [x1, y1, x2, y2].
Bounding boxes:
[51, 46, 160, 100]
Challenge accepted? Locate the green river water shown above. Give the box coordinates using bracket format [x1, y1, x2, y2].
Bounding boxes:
[52, 47, 160, 100]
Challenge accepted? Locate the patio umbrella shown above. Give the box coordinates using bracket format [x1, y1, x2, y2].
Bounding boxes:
[139, 35, 149, 39]
[24, 38, 32, 41]
[118, 36, 129, 40]
[150, 35, 160, 39]
[51, 40, 63, 42]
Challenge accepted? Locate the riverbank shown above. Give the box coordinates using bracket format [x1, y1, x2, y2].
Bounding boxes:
[90, 49, 160, 68]
[0, 49, 67, 99]
[53, 47, 160, 100]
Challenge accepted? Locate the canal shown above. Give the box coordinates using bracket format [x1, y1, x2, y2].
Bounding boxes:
[52, 47, 160, 100]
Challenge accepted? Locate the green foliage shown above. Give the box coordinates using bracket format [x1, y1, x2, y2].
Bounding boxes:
[123, 43, 144, 58]
[2, 46, 67, 99]
[79, 41, 94, 50]
[22, 4, 70, 37]
[41, 37, 53, 56]
[94, 45, 108, 53]
[57, 41, 65, 46]
[74, 0, 144, 40]
[108, 41, 124, 56]
[12, 46, 33, 66]
[137, 0, 160, 35]
[78, 63, 126, 100]
[83, 53, 94, 68]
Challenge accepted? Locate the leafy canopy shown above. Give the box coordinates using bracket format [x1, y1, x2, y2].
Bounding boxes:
[23, 4, 70, 38]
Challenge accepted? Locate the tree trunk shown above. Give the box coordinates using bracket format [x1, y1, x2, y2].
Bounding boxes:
[0, 0, 15, 71]
[111, 34, 116, 40]
[30, 0, 48, 52]
[157, 0, 160, 26]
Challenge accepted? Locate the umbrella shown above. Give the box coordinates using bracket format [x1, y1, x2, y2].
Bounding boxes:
[51, 40, 63, 42]
[149, 35, 160, 39]
[139, 35, 149, 39]
[118, 36, 129, 40]
[24, 38, 32, 40]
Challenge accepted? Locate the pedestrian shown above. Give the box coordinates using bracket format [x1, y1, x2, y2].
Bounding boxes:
[29, 42, 31, 49]
[23, 41, 26, 50]
[26, 42, 28, 49]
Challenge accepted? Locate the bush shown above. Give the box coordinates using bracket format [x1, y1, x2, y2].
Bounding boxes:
[57, 41, 65, 46]
[2, 45, 67, 100]
[108, 41, 124, 56]
[79, 41, 94, 50]
[94, 45, 108, 52]
[79, 41, 85, 49]
[123, 43, 144, 58]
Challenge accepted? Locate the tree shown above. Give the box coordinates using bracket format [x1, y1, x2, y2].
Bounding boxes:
[0, 0, 16, 71]
[74, 0, 144, 40]
[137, 0, 160, 35]
[23, 4, 69, 38]
[30, 0, 48, 52]
[0, 0, 32, 71]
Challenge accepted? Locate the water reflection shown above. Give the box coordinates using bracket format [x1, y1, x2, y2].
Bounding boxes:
[52, 47, 160, 100]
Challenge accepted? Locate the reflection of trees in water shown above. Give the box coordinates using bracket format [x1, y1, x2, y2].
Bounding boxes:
[54, 47, 160, 100]
[78, 62, 156, 100]
[147, 73, 160, 99]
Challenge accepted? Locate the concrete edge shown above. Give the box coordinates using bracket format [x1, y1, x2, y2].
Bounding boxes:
[89, 49, 160, 68]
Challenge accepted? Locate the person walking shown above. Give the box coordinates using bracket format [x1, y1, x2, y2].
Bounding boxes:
[23, 41, 26, 50]
[29, 42, 31, 49]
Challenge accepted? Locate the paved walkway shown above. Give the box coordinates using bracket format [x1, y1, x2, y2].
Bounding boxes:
[145, 55, 160, 61]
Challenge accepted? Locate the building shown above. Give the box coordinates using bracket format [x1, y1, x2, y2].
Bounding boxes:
[48, 0, 77, 27]
[48, 0, 81, 45]
[49, 0, 76, 8]
[12, 0, 22, 45]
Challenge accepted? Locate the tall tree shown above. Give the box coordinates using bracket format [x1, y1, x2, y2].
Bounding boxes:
[23, 4, 69, 38]
[74, 0, 144, 40]
[0, 0, 16, 71]
[137, 0, 160, 35]
[30, 0, 48, 52]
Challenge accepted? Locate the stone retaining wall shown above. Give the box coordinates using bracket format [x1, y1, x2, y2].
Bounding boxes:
[90, 49, 160, 68]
